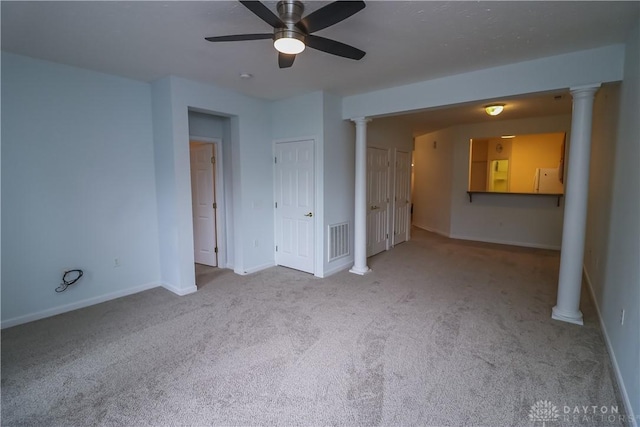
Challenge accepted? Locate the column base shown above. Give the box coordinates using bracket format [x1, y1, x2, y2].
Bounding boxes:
[349, 266, 372, 275]
[551, 305, 584, 326]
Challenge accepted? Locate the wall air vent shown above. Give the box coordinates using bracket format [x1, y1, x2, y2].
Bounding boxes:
[328, 222, 350, 261]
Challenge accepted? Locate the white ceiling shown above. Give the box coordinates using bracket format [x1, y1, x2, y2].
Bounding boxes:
[378, 88, 575, 136]
[2, 1, 638, 132]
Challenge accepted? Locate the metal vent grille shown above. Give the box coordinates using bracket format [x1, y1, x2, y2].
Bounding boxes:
[328, 222, 350, 261]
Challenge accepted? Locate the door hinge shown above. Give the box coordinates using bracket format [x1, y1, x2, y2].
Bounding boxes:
[386, 233, 389, 239]
[275, 202, 278, 208]
[213, 202, 217, 209]
[274, 157, 277, 164]
[214, 247, 218, 253]
[211, 156, 215, 164]
[275, 245, 278, 252]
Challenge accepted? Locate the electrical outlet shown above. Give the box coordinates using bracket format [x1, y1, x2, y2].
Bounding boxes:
[114, 258, 120, 268]
[620, 309, 625, 325]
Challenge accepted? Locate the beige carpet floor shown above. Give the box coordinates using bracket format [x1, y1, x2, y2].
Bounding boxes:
[1, 229, 625, 426]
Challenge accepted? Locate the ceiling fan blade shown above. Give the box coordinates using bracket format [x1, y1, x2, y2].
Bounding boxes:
[205, 33, 273, 42]
[306, 35, 365, 60]
[240, 1, 285, 28]
[278, 53, 296, 68]
[298, 1, 365, 33]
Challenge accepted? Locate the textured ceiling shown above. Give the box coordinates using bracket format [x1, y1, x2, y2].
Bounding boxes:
[2, 1, 638, 102]
[1, 2, 637, 135]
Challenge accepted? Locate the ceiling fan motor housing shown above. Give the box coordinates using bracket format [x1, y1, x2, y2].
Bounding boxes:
[277, 0, 304, 24]
[275, 0, 306, 43]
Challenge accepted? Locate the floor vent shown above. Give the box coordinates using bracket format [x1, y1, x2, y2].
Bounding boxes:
[328, 222, 350, 261]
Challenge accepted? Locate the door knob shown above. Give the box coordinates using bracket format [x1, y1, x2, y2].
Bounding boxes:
[304, 212, 313, 217]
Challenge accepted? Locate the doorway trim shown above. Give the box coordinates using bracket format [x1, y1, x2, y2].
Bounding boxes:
[189, 135, 227, 269]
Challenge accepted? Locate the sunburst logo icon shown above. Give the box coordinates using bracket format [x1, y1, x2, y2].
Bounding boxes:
[529, 400, 560, 426]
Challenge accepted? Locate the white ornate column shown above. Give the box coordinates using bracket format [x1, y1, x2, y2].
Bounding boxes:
[350, 117, 371, 275]
[552, 84, 601, 325]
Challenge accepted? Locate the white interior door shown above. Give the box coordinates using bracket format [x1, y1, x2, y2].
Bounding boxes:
[274, 140, 315, 274]
[393, 150, 411, 245]
[190, 143, 217, 267]
[367, 147, 389, 257]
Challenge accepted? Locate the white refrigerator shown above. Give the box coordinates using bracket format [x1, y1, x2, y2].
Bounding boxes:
[534, 167, 564, 193]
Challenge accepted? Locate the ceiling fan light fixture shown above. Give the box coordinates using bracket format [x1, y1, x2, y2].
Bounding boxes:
[274, 29, 305, 54]
[484, 104, 505, 116]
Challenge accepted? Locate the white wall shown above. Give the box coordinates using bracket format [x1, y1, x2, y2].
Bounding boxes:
[586, 22, 640, 423]
[187, 110, 233, 269]
[584, 83, 620, 295]
[188, 111, 225, 139]
[343, 45, 625, 119]
[322, 92, 355, 276]
[271, 91, 323, 141]
[151, 78, 180, 290]
[270, 91, 325, 275]
[367, 118, 414, 152]
[269, 91, 358, 277]
[449, 115, 571, 249]
[2, 52, 161, 327]
[413, 129, 454, 236]
[412, 115, 570, 249]
[152, 76, 273, 290]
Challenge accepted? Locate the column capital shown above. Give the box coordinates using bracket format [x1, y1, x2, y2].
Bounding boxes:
[351, 117, 372, 125]
[570, 83, 601, 97]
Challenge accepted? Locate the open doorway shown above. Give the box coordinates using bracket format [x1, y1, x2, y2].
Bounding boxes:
[188, 109, 231, 288]
[189, 138, 223, 288]
[190, 140, 219, 267]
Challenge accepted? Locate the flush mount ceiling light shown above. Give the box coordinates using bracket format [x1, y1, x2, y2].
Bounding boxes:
[273, 29, 306, 54]
[485, 104, 505, 116]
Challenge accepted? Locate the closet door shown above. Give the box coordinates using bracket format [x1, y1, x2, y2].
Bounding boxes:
[367, 147, 389, 257]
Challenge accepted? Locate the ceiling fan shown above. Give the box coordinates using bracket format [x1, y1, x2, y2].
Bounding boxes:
[205, 0, 366, 68]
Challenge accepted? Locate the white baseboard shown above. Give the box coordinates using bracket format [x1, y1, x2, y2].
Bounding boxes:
[161, 282, 198, 296]
[234, 262, 275, 276]
[583, 266, 637, 427]
[449, 233, 561, 250]
[412, 223, 450, 238]
[412, 224, 561, 251]
[317, 257, 353, 278]
[1, 282, 161, 329]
